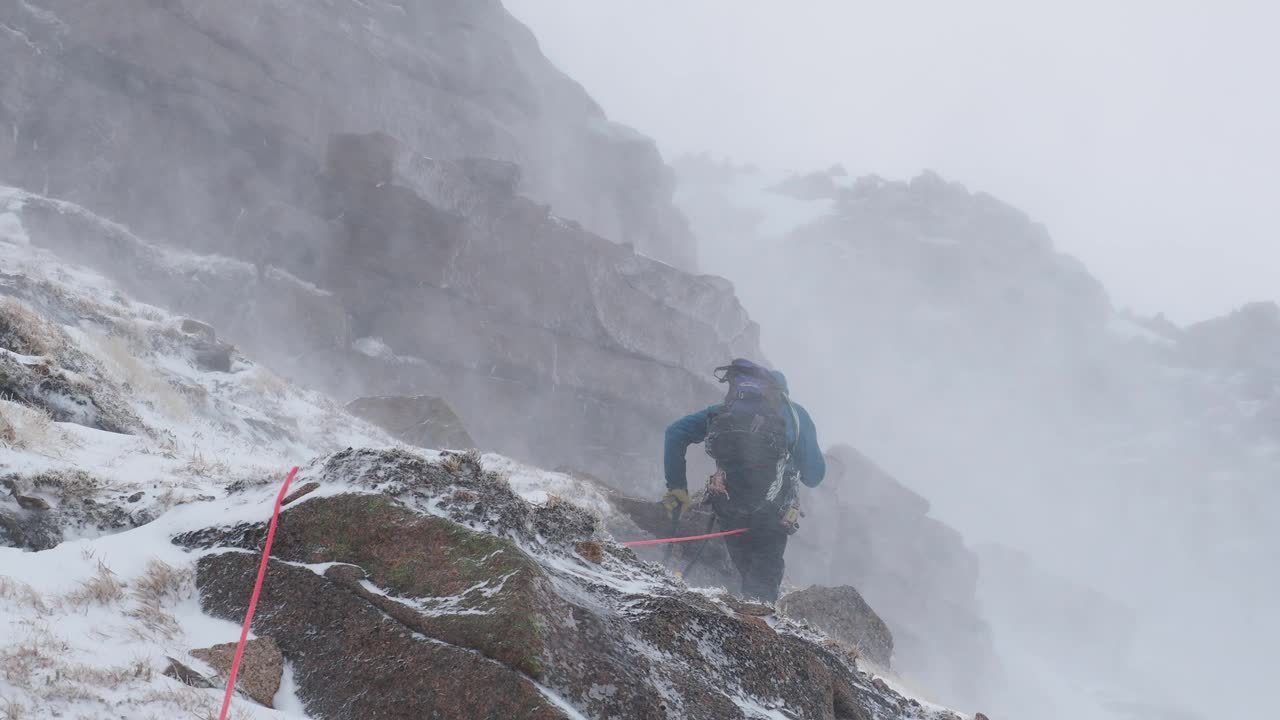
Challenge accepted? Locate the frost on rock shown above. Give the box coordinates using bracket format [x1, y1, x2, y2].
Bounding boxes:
[182, 447, 964, 720]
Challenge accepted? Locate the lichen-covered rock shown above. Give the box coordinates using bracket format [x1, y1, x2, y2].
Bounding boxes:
[780, 585, 896, 668]
[267, 494, 552, 677]
[197, 552, 567, 720]
[185, 448, 963, 720]
[191, 637, 283, 708]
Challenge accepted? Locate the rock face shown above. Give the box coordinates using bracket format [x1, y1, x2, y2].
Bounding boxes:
[779, 585, 895, 668]
[0, 0, 766, 486]
[346, 395, 476, 450]
[198, 552, 566, 720]
[0, 0, 694, 270]
[181, 448, 963, 720]
[5, 133, 756, 489]
[191, 637, 284, 708]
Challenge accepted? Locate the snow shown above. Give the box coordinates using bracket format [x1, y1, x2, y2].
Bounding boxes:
[353, 335, 425, 364]
[725, 693, 796, 720]
[0, 483, 314, 718]
[0, 206, 399, 718]
[484, 453, 615, 518]
[533, 681, 594, 720]
[0, 209, 29, 244]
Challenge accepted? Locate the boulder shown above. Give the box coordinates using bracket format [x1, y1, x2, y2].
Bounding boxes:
[197, 553, 565, 720]
[183, 448, 963, 720]
[190, 638, 284, 708]
[779, 585, 895, 668]
[13, 495, 50, 511]
[162, 657, 214, 689]
[179, 319, 218, 343]
[192, 341, 234, 373]
[346, 395, 475, 450]
[0, 508, 61, 551]
[1, 469, 155, 551]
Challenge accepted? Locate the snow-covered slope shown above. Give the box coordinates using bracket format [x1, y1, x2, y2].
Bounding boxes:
[0, 192, 401, 717]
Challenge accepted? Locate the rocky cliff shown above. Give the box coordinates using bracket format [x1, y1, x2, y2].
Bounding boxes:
[0, 0, 763, 485]
[0, 0, 694, 268]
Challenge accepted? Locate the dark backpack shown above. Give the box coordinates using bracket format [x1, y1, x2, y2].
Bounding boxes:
[704, 359, 798, 479]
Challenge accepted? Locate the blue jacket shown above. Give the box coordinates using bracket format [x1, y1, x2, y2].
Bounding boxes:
[664, 373, 825, 491]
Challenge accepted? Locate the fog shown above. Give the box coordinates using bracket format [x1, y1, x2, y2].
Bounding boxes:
[504, 2, 1280, 718]
[4, 1, 1274, 717]
[505, 0, 1280, 325]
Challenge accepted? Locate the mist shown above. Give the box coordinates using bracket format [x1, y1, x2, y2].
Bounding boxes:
[506, 2, 1280, 718]
[505, 0, 1280, 325]
[2, 1, 1275, 718]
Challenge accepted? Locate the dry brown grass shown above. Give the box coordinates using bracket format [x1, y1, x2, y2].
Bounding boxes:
[64, 560, 127, 607]
[0, 297, 65, 358]
[441, 448, 483, 475]
[179, 450, 231, 481]
[0, 623, 66, 691]
[137, 687, 256, 720]
[244, 365, 288, 400]
[0, 399, 54, 450]
[31, 468, 104, 503]
[0, 560, 231, 719]
[125, 560, 192, 642]
[0, 697, 28, 720]
[1, 631, 165, 716]
[91, 332, 190, 421]
[0, 578, 49, 615]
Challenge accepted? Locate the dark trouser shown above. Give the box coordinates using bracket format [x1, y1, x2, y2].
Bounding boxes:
[720, 514, 788, 603]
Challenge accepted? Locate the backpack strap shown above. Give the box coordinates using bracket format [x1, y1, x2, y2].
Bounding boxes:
[783, 397, 801, 456]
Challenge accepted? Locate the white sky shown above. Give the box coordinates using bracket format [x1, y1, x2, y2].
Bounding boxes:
[504, 0, 1279, 323]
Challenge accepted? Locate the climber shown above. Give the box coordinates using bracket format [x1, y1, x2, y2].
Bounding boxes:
[661, 359, 825, 603]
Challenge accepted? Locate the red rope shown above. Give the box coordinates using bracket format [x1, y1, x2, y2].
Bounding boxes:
[621, 527, 749, 546]
[218, 466, 298, 720]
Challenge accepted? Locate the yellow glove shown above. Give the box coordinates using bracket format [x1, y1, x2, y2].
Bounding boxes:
[661, 489, 691, 521]
[781, 505, 801, 535]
